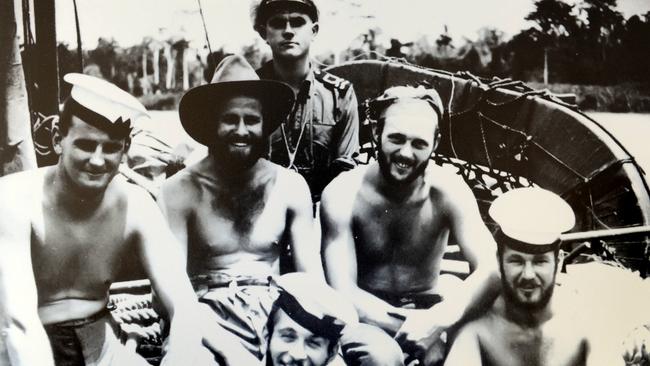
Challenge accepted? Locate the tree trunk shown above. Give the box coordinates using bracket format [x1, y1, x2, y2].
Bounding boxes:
[164, 43, 174, 90]
[182, 48, 189, 90]
[543, 47, 549, 85]
[0, 0, 37, 176]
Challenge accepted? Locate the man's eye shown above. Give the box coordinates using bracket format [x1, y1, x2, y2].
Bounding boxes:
[412, 140, 429, 150]
[220, 115, 238, 125]
[268, 18, 286, 29]
[289, 18, 307, 27]
[75, 141, 96, 152]
[280, 333, 297, 342]
[387, 135, 405, 144]
[244, 116, 261, 125]
[103, 143, 123, 154]
[306, 338, 326, 349]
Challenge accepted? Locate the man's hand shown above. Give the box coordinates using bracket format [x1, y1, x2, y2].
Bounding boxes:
[622, 325, 650, 365]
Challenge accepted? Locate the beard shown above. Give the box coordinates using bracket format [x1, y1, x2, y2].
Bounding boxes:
[499, 261, 556, 311]
[210, 134, 267, 171]
[377, 143, 429, 187]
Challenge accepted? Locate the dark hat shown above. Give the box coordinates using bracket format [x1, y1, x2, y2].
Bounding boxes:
[489, 187, 575, 254]
[63, 73, 149, 137]
[257, 0, 318, 22]
[368, 85, 444, 123]
[178, 55, 294, 146]
[271, 273, 357, 341]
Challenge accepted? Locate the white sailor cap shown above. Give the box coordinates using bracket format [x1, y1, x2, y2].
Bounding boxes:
[64, 73, 149, 136]
[272, 273, 358, 340]
[489, 187, 575, 253]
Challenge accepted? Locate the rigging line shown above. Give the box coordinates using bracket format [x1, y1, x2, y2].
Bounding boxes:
[477, 111, 587, 181]
[72, 0, 83, 71]
[447, 74, 458, 159]
[196, 0, 213, 56]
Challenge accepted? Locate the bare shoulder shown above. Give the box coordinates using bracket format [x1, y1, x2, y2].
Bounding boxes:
[425, 164, 477, 207]
[0, 168, 46, 213]
[322, 165, 367, 203]
[272, 162, 310, 194]
[160, 168, 202, 208]
[320, 165, 367, 217]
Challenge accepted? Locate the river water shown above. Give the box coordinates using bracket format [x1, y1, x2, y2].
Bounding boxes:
[147, 111, 650, 173]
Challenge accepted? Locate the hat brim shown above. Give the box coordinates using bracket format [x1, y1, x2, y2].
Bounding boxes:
[178, 80, 294, 146]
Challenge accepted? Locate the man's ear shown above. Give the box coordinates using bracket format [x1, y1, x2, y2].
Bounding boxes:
[432, 130, 442, 151]
[123, 137, 132, 153]
[326, 343, 340, 365]
[312, 22, 319, 36]
[52, 122, 63, 155]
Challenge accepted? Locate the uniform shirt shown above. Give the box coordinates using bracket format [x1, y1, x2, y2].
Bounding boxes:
[257, 61, 359, 202]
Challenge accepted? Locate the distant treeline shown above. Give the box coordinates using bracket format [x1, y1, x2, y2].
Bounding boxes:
[51, 0, 649, 111]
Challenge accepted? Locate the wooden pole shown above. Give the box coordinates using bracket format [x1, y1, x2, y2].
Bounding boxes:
[0, 0, 37, 176]
[561, 225, 650, 242]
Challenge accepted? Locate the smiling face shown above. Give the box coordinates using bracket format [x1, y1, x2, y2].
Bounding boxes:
[377, 100, 439, 186]
[54, 116, 128, 194]
[264, 10, 318, 61]
[268, 309, 334, 366]
[211, 96, 265, 168]
[499, 246, 558, 311]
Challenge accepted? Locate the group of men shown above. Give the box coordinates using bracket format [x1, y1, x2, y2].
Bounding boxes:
[0, 0, 602, 365]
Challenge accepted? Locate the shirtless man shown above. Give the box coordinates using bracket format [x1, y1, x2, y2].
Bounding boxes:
[160, 55, 323, 362]
[321, 86, 498, 365]
[444, 187, 593, 366]
[0, 74, 200, 365]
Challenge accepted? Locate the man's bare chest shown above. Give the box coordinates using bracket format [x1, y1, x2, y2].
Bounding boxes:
[352, 199, 449, 261]
[31, 206, 130, 289]
[191, 187, 287, 254]
[479, 321, 587, 366]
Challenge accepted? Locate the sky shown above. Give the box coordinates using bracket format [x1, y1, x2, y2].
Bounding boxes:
[17, 0, 650, 54]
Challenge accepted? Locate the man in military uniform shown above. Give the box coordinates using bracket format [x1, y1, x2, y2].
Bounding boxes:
[253, 0, 359, 202]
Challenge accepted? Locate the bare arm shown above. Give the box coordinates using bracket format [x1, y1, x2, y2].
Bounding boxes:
[284, 172, 325, 279]
[129, 187, 200, 365]
[443, 324, 482, 366]
[320, 180, 404, 334]
[396, 174, 499, 345]
[441, 177, 500, 322]
[158, 174, 193, 265]
[0, 183, 54, 366]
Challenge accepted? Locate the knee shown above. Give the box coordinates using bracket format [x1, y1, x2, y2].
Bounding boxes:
[341, 324, 404, 366]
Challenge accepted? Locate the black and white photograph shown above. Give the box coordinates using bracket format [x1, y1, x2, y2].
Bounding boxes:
[2, 0, 650, 365]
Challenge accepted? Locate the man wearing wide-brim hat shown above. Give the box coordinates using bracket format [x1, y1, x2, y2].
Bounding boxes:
[445, 187, 597, 366]
[160, 54, 324, 363]
[0, 73, 202, 365]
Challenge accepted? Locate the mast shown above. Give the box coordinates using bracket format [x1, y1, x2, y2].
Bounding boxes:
[31, 0, 60, 166]
[0, 0, 37, 176]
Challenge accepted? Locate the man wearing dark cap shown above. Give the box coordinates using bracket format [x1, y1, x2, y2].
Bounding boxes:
[252, 0, 359, 203]
[265, 273, 358, 366]
[0, 74, 201, 365]
[444, 187, 594, 366]
[160, 54, 323, 363]
[321, 86, 499, 365]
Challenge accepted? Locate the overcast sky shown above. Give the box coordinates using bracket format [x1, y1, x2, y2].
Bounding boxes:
[39, 0, 650, 54]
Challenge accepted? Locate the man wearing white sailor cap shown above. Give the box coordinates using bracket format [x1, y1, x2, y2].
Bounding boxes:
[444, 187, 595, 366]
[265, 273, 358, 366]
[0, 73, 201, 365]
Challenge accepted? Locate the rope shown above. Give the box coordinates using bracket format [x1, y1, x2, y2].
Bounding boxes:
[477, 111, 588, 181]
[72, 0, 83, 71]
[196, 0, 213, 56]
[447, 74, 459, 159]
